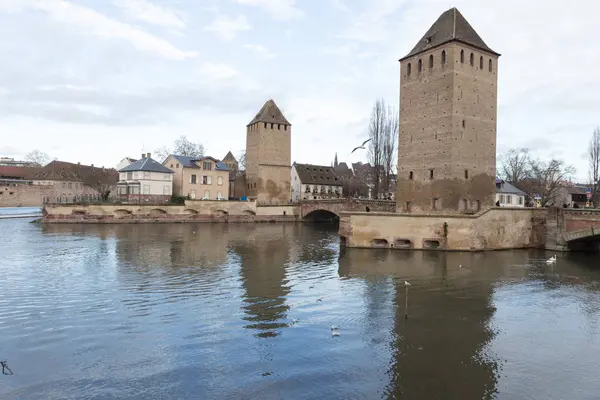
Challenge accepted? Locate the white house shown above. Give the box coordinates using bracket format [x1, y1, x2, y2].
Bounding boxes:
[495, 178, 526, 207]
[291, 163, 343, 202]
[117, 153, 174, 202]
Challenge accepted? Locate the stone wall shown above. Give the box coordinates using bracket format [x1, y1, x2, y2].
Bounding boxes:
[300, 199, 396, 218]
[1, 181, 52, 207]
[339, 207, 546, 251]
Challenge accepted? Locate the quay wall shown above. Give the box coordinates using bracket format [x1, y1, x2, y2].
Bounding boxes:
[340, 207, 547, 251]
[41, 201, 301, 224]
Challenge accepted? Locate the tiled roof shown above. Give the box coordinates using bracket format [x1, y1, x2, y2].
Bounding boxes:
[120, 157, 174, 173]
[30, 160, 118, 184]
[401, 7, 499, 61]
[0, 166, 40, 180]
[248, 99, 291, 126]
[168, 154, 229, 171]
[293, 163, 342, 186]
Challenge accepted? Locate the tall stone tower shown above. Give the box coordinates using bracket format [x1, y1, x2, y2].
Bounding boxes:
[396, 7, 500, 214]
[245, 99, 292, 204]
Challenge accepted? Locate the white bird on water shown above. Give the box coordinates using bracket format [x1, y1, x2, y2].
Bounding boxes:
[546, 255, 557, 264]
[331, 325, 340, 336]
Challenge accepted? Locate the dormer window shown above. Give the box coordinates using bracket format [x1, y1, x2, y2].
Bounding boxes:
[425, 36, 432, 44]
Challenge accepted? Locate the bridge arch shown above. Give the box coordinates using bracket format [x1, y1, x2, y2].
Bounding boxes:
[303, 209, 339, 222]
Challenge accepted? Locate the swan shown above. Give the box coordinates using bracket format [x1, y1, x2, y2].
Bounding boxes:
[546, 255, 556, 264]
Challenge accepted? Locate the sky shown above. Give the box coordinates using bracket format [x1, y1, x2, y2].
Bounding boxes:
[0, 0, 598, 180]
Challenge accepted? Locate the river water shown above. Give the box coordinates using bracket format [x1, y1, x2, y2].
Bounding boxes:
[0, 220, 599, 399]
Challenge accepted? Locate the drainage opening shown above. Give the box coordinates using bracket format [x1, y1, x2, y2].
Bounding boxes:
[423, 239, 441, 249]
[371, 239, 389, 248]
[394, 239, 413, 249]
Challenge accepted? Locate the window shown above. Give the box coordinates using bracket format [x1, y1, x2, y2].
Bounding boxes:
[271, 123, 274, 129]
[460, 50, 464, 63]
[62, 182, 66, 188]
[519, 196, 523, 205]
[264, 123, 267, 128]
[203, 161, 212, 170]
[143, 185, 150, 195]
[500, 194, 505, 203]
[202, 176, 208, 184]
[204, 190, 210, 199]
[405, 201, 411, 212]
[470, 52, 474, 66]
[418, 59, 422, 72]
[176, 163, 179, 168]
[506, 195, 512, 204]
[217, 176, 223, 185]
[217, 191, 222, 199]
[465, 169, 469, 179]
[489, 59, 492, 72]
[127, 172, 133, 180]
[407, 63, 411, 75]
[163, 185, 170, 195]
[68, 182, 72, 189]
[441, 50, 446, 65]
[462, 119, 466, 129]
[131, 186, 140, 195]
[462, 199, 468, 210]
[479, 56, 483, 69]
[191, 174, 197, 184]
[164, 173, 170, 181]
[428, 54, 433, 68]
[170, 164, 174, 168]
[409, 171, 413, 180]
[432, 198, 440, 210]
[144, 171, 150, 179]
[208, 176, 212, 185]
[429, 169, 434, 179]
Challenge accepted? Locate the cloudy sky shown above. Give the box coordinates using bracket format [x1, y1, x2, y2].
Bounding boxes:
[0, 0, 598, 180]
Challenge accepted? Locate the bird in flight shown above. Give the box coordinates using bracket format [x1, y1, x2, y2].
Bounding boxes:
[351, 138, 372, 153]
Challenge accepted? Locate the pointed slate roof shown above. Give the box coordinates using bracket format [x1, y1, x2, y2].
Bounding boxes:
[247, 99, 291, 126]
[400, 7, 499, 61]
[222, 151, 237, 162]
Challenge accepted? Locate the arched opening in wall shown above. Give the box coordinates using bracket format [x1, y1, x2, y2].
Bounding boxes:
[429, 54, 433, 68]
[470, 53, 474, 66]
[303, 209, 339, 224]
[371, 239, 389, 248]
[243, 210, 256, 216]
[114, 209, 133, 218]
[460, 50, 464, 63]
[407, 63, 411, 76]
[423, 239, 441, 249]
[183, 209, 198, 215]
[394, 238, 413, 249]
[71, 210, 86, 216]
[489, 59, 493, 72]
[462, 199, 468, 211]
[441, 50, 446, 65]
[149, 208, 167, 217]
[418, 59, 422, 72]
[214, 210, 229, 216]
[479, 56, 483, 69]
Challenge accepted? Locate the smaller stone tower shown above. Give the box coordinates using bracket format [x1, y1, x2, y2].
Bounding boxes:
[396, 7, 500, 214]
[245, 99, 292, 204]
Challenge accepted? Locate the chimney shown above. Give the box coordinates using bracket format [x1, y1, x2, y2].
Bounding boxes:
[146, 152, 151, 159]
[91, 164, 94, 168]
[142, 153, 146, 159]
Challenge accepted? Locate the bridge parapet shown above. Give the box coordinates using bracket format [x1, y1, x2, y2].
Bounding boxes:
[300, 199, 395, 218]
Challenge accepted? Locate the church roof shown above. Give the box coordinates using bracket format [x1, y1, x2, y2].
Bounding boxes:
[400, 7, 499, 61]
[222, 151, 237, 162]
[247, 99, 291, 126]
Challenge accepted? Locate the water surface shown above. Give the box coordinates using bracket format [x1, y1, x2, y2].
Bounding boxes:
[1, 220, 599, 399]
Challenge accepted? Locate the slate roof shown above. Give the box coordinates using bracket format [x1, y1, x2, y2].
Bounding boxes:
[222, 151, 237, 163]
[120, 157, 173, 173]
[401, 7, 499, 61]
[294, 163, 342, 186]
[495, 180, 526, 195]
[247, 99, 291, 126]
[167, 154, 230, 171]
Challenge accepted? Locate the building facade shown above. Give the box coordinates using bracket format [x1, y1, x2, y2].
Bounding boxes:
[117, 154, 173, 203]
[396, 7, 500, 214]
[245, 99, 292, 204]
[163, 154, 229, 200]
[291, 163, 343, 201]
[495, 179, 526, 207]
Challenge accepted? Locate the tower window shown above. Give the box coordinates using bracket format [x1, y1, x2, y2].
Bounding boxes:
[418, 59, 422, 72]
[441, 50, 446, 65]
[489, 59, 492, 72]
[460, 50, 464, 63]
[278, 124, 281, 130]
[479, 56, 483, 69]
[465, 169, 469, 179]
[407, 62, 411, 76]
[462, 119, 466, 128]
[470, 53, 474, 66]
[429, 54, 433, 68]
[405, 201, 411, 212]
[285, 125, 287, 131]
[429, 169, 434, 179]
[409, 171, 413, 180]
[271, 123, 274, 129]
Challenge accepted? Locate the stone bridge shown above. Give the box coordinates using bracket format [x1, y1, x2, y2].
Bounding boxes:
[300, 199, 395, 220]
[546, 207, 600, 251]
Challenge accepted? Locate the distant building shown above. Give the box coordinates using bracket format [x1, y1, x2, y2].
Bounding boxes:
[116, 157, 137, 171]
[495, 178, 526, 207]
[117, 153, 174, 203]
[0, 157, 38, 167]
[291, 163, 342, 201]
[163, 154, 229, 200]
[555, 184, 588, 208]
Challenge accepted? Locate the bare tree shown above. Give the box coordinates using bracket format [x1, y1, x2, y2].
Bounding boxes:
[382, 105, 398, 194]
[237, 150, 246, 171]
[499, 148, 530, 183]
[24, 149, 50, 166]
[588, 127, 600, 205]
[155, 135, 205, 162]
[526, 158, 576, 206]
[367, 99, 387, 199]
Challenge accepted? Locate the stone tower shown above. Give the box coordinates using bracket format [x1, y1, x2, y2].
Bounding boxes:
[396, 7, 500, 214]
[245, 99, 292, 204]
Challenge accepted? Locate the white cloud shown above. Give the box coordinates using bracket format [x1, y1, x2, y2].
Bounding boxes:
[321, 43, 357, 57]
[234, 0, 304, 21]
[4, 0, 197, 60]
[204, 15, 251, 41]
[112, 0, 186, 30]
[199, 63, 239, 80]
[244, 44, 276, 58]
